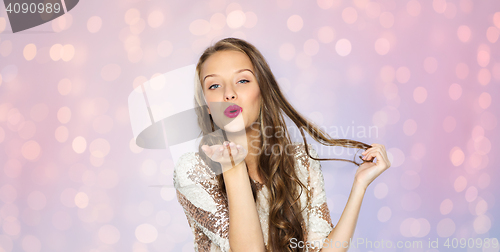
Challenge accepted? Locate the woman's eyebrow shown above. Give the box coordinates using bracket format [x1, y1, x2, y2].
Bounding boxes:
[203, 69, 254, 84]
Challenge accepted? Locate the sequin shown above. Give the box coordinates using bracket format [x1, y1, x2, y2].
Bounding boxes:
[173, 142, 334, 252]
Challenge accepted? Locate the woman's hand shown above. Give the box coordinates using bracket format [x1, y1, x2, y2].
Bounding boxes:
[354, 143, 392, 190]
[201, 141, 248, 173]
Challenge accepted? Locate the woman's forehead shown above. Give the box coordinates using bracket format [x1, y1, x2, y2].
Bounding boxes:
[201, 51, 254, 75]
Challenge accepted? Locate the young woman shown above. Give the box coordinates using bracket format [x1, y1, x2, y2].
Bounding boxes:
[173, 37, 391, 252]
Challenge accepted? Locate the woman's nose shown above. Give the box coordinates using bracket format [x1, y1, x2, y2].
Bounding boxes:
[224, 86, 237, 101]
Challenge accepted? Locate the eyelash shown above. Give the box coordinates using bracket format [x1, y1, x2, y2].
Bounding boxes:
[208, 79, 249, 90]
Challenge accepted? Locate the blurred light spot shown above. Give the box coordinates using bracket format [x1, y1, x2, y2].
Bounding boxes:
[387, 147, 405, 167]
[72, 136, 87, 154]
[189, 19, 210, 36]
[28, 104, 48, 123]
[443, 116, 456, 133]
[477, 173, 490, 189]
[379, 12, 394, 28]
[412, 218, 430, 237]
[161, 187, 176, 201]
[22, 140, 41, 161]
[400, 170, 420, 190]
[400, 218, 416, 237]
[473, 215, 491, 234]
[60, 188, 77, 208]
[287, 15, 303, 32]
[372, 110, 388, 127]
[129, 138, 144, 153]
[480, 111, 497, 130]
[377, 206, 391, 222]
[18, 120, 36, 139]
[465, 186, 478, 202]
[57, 106, 71, 124]
[406, 0, 421, 16]
[304, 39, 319, 56]
[365, 2, 381, 19]
[227, 10, 246, 29]
[494, 12, 500, 28]
[433, 0, 447, 13]
[486, 26, 500, 43]
[74, 192, 89, 208]
[335, 38, 351, 56]
[87, 16, 102, 33]
[401, 192, 421, 211]
[210, 13, 226, 30]
[424, 57, 438, 73]
[374, 183, 388, 199]
[147, 10, 164, 28]
[130, 18, 146, 35]
[27, 191, 46, 210]
[475, 199, 488, 215]
[403, 119, 417, 136]
[279, 43, 295, 61]
[413, 86, 427, 103]
[135, 224, 158, 243]
[125, 8, 140, 25]
[52, 211, 72, 231]
[478, 92, 491, 109]
[374, 38, 390, 55]
[450, 147, 465, 167]
[317, 0, 340, 10]
[396, 66, 410, 83]
[477, 68, 491, 85]
[50, 44, 63, 61]
[22, 235, 41, 252]
[477, 49, 490, 68]
[142, 159, 157, 176]
[99, 225, 120, 244]
[317, 26, 335, 43]
[101, 63, 121, 82]
[58, 78, 72, 96]
[454, 175, 467, 192]
[448, 83, 462, 100]
[23, 44, 37, 61]
[342, 7, 357, 24]
[440, 199, 453, 215]
[0, 17, 6, 32]
[437, 218, 455, 237]
[474, 136, 491, 155]
[471, 125, 485, 142]
[55, 125, 69, 143]
[457, 25, 471, 42]
[89, 138, 111, 158]
[244, 11, 257, 28]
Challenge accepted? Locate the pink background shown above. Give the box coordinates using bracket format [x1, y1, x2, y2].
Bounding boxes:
[0, 0, 499, 251]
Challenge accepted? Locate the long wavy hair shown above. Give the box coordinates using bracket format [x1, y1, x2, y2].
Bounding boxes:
[194, 37, 372, 252]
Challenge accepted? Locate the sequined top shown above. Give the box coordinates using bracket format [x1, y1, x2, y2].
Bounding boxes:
[173, 142, 334, 252]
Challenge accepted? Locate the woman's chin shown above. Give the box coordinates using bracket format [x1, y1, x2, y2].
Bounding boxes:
[222, 114, 246, 133]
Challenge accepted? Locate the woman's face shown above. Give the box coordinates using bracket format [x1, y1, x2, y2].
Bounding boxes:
[200, 50, 261, 132]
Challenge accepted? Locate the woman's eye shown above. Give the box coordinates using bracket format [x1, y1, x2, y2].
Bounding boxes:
[238, 79, 249, 84]
[208, 84, 220, 90]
